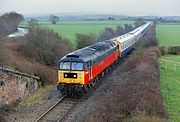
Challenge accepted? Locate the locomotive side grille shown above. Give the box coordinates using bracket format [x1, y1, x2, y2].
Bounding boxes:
[64, 73, 77, 78]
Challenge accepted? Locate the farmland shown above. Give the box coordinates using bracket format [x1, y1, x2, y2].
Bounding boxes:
[160, 55, 180, 122]
[20, 20, 134, 45]
[156, 23, 180, 46]
[158, 23, 180, 122]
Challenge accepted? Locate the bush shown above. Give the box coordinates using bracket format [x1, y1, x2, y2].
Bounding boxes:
[96, 28, 116, 42]
[160, 46, 180, 55]
[0, 11, 23, 36]
[139, 22, 158, 47]
[76, 33, 96, 49]
[0, 115, 7, 122]
[18, 26, 69, 66]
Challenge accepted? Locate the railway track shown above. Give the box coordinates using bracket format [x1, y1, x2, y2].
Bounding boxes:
[35, 95, 78, 122]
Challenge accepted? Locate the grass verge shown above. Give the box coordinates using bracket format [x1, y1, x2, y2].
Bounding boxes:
[20, 85, 54, 106]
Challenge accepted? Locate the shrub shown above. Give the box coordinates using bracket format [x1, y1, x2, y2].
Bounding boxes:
[96, 28, 116, 42]
[18, 27, 69, 66]
[0, 115, 7, 122]
[0, 11, 24, 36]
[160, 46, 180, 55]
[76, 33, 96, 49]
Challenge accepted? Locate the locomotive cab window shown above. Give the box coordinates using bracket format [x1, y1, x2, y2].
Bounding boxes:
[71, 62, 83, 71]
[59, 62, 70, 70]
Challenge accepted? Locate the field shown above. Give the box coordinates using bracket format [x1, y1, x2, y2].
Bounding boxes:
[157, 22, 180, 122]
[160, 55, 180, 122]
[20, 20, 134, 45]
[156, 23, 180, 46]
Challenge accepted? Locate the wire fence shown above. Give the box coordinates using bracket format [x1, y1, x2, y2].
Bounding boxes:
[159, 59, 180, 72]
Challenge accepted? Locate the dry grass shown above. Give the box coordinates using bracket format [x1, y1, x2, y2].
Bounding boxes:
[20, 85, 54, 106]
[126, 112, 167, 122]
[0, 115, 7, 122]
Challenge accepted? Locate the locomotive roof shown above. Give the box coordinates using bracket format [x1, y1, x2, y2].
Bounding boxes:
[60, 41, 116, 63]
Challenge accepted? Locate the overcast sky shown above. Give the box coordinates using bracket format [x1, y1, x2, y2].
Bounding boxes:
[1, 0, 180, 16]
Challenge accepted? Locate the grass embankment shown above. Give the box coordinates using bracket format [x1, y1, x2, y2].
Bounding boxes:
[160, 55, 180, 122]
[20, 20, 134, 44]
[156, 23, 180, 46]
[20, 85, 54, 106]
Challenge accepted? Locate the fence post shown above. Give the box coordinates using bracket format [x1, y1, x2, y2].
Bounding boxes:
[165, 62, 168, 69]
[174, 64, 176, 72]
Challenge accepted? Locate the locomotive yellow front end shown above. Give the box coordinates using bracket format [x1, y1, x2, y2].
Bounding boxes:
[58, 70, 84, 85]
[57, 60, 86, 96]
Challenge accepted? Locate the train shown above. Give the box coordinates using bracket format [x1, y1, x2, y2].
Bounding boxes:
[57, 22, 151, 97]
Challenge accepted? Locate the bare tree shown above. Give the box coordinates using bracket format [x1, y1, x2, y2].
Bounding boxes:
[96, 28, 116, 42]
[0, 11, 24, 36]
[49, 15, 59, 24]
[115, 25, 125, 36]
[134, 18, 146, 28]
[76, 33, 96, 49]
[28, 18, 39, 28]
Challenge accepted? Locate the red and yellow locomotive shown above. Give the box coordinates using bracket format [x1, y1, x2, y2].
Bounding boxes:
[57, 41, 118, 96]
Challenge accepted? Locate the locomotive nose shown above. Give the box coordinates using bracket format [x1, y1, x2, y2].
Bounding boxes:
[58, 71, 84, 85]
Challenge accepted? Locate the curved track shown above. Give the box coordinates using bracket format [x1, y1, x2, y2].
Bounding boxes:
[35, 95, 78, 122]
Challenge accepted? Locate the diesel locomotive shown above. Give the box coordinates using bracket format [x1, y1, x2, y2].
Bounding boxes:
[57, 22, 151, 97]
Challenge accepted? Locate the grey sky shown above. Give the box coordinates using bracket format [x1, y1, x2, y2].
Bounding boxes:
[1, 0, 180, 16]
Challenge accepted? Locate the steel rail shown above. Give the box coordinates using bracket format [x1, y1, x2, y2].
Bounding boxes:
[35, 95, 67, 122]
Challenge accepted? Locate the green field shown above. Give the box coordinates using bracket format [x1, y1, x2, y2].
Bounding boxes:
[160, 55, 180, 122]
[20, 20, 134, 45]
[156, 23, 180, 46]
